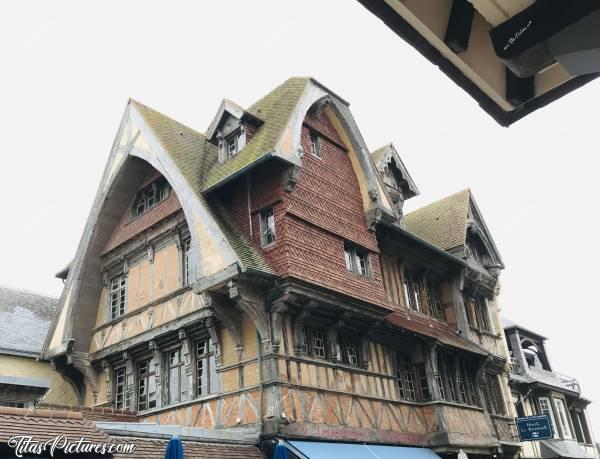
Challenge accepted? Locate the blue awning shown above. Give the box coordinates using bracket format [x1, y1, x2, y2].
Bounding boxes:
[285, 440, 443, 459]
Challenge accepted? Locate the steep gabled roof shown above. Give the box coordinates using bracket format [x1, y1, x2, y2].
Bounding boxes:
[0, 286, 57, 355]
[371, 143, 419, 198]
[205, 98, 263, 141]
[404, 189, 471, 251]
[405, 189, 504, 270]
[201, 77, 310, 191]
[131, 101, 274, 276]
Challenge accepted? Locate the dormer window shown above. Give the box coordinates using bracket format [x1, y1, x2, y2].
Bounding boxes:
[132, 177, 170, 218]
[260, 207, 276, 247]
[225, 132, 239, 158]
[310, 132, 322, 158]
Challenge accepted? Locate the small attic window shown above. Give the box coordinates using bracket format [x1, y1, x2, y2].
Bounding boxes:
[225, 132, 239, 158]
[132, 177, 170, 218]
[310, 132, 322, 158]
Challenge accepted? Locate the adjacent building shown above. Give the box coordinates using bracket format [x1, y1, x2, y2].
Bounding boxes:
[37, 77, 519, 457]
[505, 319, 597, 459]
[0, 286, 79, 408]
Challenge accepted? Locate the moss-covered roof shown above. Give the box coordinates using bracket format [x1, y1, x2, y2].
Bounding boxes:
[201, 77, 309, 190]
[404, 189, 470, 251]
[132, 100, 274, 275]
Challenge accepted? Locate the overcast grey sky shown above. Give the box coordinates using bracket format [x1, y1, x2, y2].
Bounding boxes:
[1, 0, 598, 439]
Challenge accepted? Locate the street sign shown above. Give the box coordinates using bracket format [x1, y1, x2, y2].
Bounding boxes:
[516, 415, 554, 441]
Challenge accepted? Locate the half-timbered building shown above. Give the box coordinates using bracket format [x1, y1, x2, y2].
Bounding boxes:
[43, 77, 518, 458]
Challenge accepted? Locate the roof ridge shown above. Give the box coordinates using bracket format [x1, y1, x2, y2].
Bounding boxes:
[0, 285, 58, 301]
[0, 406, 85, 419]
[406, 188, 470, 217]
[130, 99, 207, 138]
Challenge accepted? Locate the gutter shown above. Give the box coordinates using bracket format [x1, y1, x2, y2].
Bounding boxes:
[378, 220, 467, 267]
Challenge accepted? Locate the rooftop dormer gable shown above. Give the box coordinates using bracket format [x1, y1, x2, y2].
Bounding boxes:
[371, 143, 419, 219]
[206, 99, 263, 162]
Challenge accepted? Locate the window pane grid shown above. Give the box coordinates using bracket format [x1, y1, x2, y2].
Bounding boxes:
[132, 178, 170, 217]
[396, 356, 416, 401]
[183, 237, 193, 286]
[115, 367, 126, 409]
[110, 275, 127, 319]
[137, 359, 157, 412]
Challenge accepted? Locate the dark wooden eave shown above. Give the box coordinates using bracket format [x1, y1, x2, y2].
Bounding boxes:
[356, 0, 600, 127]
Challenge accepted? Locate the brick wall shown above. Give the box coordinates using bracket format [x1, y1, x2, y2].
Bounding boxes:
[212, 110, 390, 307]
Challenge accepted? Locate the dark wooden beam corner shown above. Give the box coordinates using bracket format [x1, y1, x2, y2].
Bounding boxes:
[445, 0, 475, 54]
[506, 67, 535, 107]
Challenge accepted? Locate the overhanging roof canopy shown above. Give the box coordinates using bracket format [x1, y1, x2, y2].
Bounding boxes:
[286, 440, 443, 459]
[357, 0, 600, 126]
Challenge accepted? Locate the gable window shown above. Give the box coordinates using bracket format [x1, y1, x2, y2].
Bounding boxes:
[340, 338, 359, 366]
[110, 275, 127, 320]
[167, 348, 188, 404]
[396, 355, 416, 400]
[195, 339, 217, 397]
[132, 177, 170, 218]
[260, 208, 276, 247]
[114, 367, 127, 409]
[182, 237, 193, 286]
[302, 327, 327, 358]
[137, 358, 157, 411]
[403, 270, 422, 312]
[425, 281, 446, 321]
[539, 397, 559, 438]
[554, 398, 573, 439]
[344, 243, 370, 276]
[310, 132, 322, 158]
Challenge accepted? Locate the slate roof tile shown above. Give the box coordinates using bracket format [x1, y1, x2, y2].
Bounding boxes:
[404, 189, 471, 251]
[0, 286, 57, 354]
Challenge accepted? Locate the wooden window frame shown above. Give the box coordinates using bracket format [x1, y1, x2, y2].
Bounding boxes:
[310, 131, 322, 158]
[396, 354, 417, 401]
[109, 274, 127, 320]
[166, 347, 188, 405]
[403, 270, 423, 312]
[260, 207, 276, 247]
[131, 177, 170, 218]
[114, 366, 127, 410]
[137, 358, 157, 412]
[344, 242, 371, 277]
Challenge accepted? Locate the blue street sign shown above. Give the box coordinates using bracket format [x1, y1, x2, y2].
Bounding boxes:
[516, 415, 553, 441]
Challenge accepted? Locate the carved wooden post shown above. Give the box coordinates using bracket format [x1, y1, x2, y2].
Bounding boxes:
[206, 317, 222, 368]
[271, 301, 288, 354]
[123, 351, 135, 411]
[101, 359, 113, 405]
[424, 343, 442, 400]
[203, 292, 243, 361]
[149, 340, 163, 408]
[360, 335, 370, 370]
[451, 272, 471, 336]
[293, 310, 310, 355]
[228, 280, 270, 353]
